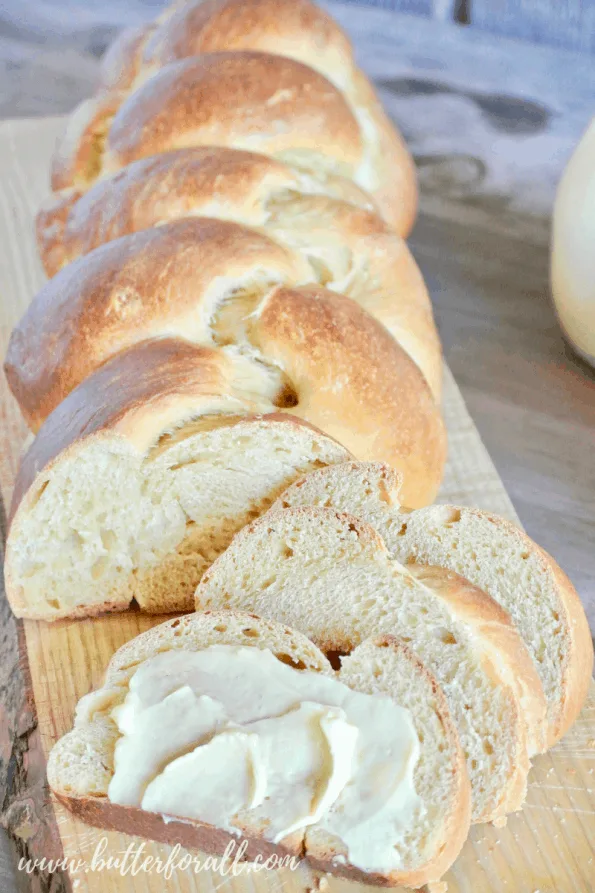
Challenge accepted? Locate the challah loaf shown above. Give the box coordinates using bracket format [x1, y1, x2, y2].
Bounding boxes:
[5, 338, 352, 620]
[195, 508, 545, 822]
[6, 218, 446, 506]
[48, 610, 471, 888]
[272, 460, 594, 746]
[49, 0, 417, 235]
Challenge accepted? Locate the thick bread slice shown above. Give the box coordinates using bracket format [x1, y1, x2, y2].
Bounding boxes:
[196, 508, 537, 822]
[48, 612, 470, 887]
[273, 461, 592, 745]
[272, 461, 548, 755]
[5, 339, 350, 620]
[393, 504, 593, 747]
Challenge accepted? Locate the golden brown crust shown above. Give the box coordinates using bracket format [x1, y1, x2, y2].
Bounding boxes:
[137, 0, 354, 87]
[32, 148, 440, 396]
[93, 0, 415, 234]
[50, 91, 122, 192]
[409, 564, 547, 758]
[102, 52, 362, 181]
[251, 286, 446, 507]
[36, 148, 298, 276]
[7, 217, 308, 430]
[35, 147, 374, 277]
[47, 0, 418, 232]
[95, 0, 355, 100]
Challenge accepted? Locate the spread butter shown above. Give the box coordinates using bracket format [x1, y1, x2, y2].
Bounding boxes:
[108, 645, 422, 872]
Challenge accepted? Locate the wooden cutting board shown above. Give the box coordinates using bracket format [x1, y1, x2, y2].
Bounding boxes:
[0, 116, 594, 893]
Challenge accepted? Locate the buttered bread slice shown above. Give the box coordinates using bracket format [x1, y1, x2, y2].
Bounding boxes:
[48, 611, 470, 888]
[196, 509, 545, 822]
[273, 460, 593, 746]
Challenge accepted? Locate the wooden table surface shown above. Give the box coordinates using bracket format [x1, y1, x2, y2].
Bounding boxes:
[0, 2, 594, 889]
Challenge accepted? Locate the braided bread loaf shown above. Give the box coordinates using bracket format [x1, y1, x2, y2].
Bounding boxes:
[4, 0, 448, 620]
[48, 0, 417, 235]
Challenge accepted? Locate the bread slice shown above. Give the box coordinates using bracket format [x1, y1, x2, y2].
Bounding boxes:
[196, 508, 541, 822]
[272, 461, 592, 745]
[5, 339, 350, 620]
[48, 611, 333, 799]
[48, 611, 470, 887]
